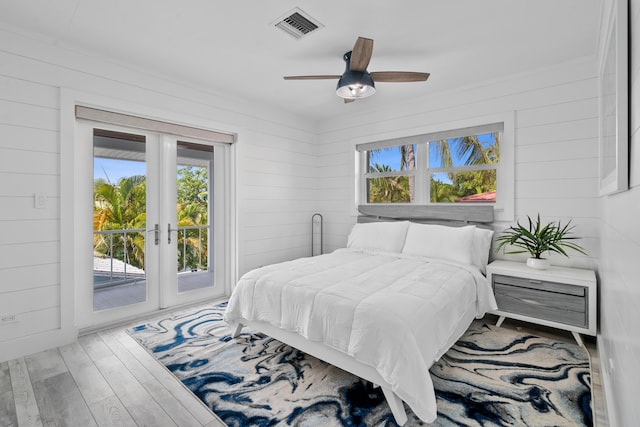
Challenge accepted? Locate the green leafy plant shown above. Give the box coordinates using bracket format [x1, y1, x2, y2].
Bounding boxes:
[495, 214, 587, 259]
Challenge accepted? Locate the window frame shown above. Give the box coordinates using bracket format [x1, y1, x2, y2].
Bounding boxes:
[356, 113, 514, 222]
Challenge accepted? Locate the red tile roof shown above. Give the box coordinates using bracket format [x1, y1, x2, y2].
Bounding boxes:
[455, 190, 496, 203]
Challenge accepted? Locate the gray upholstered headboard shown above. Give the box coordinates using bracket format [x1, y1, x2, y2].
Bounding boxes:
[357, 205, 494, 229]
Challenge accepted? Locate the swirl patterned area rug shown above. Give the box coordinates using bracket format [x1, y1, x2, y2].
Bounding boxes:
[127, 302, 592, 426]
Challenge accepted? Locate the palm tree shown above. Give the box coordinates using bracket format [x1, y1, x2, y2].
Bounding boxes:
[368, 145, 416, 202]
[430, 179, 458, 203]
[93, 167, 211, 272]
[368, 163, 411, 203]
[176, 202, 209, 271]
[430, 133, 499, 201]
[94, 175, 147, 268]
[176, 166, 209, 271]
[400, 144, 416, 202]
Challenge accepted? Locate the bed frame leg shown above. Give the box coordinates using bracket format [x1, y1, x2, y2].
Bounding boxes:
[231, 323, 244, 338]
[381, 387, 408, 426]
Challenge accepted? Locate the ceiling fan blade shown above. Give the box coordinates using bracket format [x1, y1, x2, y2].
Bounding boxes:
[283, 75, 341, 80]
[350, 37, 374, 72]
[370, 71, 430, 82]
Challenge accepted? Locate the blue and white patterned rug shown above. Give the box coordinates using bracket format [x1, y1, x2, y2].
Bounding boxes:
[127, 301, 592, 426]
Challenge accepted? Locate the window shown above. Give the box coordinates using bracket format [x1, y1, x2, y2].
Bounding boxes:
[365, 144, 416, 203]
[427, 132, 498, 203]
[357, 115, 514, 221]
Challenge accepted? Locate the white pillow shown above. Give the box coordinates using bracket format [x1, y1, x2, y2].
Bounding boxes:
[346, 221, 410, 253]
[471, 227, 494, 274]
[401, 222, 476, 265]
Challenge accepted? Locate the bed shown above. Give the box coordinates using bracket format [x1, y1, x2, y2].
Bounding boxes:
[224, 205, 498, 424]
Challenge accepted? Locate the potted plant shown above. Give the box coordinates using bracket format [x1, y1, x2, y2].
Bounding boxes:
[495, 214, 586, 269]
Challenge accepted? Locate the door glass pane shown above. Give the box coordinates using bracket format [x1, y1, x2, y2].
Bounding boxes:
[92, 129, 147, 311]
[176, 142, 214, 292]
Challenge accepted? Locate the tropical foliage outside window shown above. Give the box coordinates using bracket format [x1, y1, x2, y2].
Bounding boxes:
[176, 166, 209, 272]
[366, 144, 415, 203]
[93, 174, 147, 268]
[93, 164, 210, 272]
[364, 131, 499, 204]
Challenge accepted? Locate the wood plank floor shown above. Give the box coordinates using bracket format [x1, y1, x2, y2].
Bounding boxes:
[1, 311, 608, 427]
[0, 325, 225, 427]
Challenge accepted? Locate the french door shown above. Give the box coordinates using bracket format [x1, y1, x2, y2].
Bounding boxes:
[76, 120, 226, 329]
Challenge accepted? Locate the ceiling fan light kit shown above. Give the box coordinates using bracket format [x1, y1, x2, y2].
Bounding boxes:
[336, 71, 375, 99]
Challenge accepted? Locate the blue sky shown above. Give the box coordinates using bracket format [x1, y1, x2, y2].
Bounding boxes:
[371, 133, 496, 172]
[94, 158, 145, 182]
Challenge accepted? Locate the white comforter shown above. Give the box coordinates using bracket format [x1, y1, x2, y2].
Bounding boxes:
[224, 248, 498, 423]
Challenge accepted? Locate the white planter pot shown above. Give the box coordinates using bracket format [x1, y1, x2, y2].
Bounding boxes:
[526, 257, 550, 270]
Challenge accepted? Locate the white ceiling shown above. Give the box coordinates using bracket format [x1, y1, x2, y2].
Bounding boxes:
[0, 0, 603, 121]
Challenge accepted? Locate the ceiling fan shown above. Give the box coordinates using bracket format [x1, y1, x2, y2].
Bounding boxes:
[284, 37, 430, 103]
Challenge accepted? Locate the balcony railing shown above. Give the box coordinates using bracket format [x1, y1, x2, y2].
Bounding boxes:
[176, 225, 209, 273]
[94, 225, 209, 289]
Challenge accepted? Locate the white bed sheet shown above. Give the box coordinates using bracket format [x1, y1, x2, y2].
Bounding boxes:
[224, 248, 498, 423]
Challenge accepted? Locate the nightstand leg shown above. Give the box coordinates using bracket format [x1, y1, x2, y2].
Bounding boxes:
[495, 316, 506, 327]
[571, 331, 584, 347]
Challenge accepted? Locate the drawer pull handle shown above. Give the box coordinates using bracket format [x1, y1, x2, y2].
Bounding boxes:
[502, 294, 544, 306]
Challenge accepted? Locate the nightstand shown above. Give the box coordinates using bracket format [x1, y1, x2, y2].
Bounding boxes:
[486, 260, 597, 346]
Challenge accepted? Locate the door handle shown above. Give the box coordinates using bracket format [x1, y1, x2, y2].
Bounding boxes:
[168, 223, 179, 244]
[147, 224, 160, 245]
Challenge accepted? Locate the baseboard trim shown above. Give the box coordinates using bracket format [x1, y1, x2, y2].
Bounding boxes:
[78, 296, 227, 336]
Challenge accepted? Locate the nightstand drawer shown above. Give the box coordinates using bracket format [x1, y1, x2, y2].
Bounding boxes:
[493, 282, 587, 327]
[492, 274, 585, 296]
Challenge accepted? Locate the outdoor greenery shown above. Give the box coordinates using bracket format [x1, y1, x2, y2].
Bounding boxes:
[176, 167, 209, 271]
[367, 164, 412, 203]
[93, 166, 209, 272]
[367, 134, 499, 203]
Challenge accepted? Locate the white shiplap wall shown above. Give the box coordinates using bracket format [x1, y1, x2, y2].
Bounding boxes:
[236, 128, 320, 274]
[596, 0, 640, 425]
[316, 58, 600, 271]
[0, 24, 320, 362]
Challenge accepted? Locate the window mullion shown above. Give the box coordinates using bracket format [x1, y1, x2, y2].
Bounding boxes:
[365, 170, 416, 179]
[429, 164, 496, 173]
[414, 142, 428, 204]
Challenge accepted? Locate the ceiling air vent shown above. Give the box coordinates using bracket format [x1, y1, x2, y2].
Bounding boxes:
[273, 8, 323, 40]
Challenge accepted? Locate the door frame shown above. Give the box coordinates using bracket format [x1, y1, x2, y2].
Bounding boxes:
[160, 134, 229, 309]
[60, 89, 237, 332]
